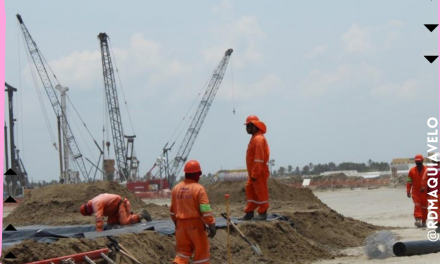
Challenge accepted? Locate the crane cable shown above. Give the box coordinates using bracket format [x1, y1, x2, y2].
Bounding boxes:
[33, 34, 92, 160]
[151, 66, 214, 178]
[19, 21, 58, 150]
[150, 68, 210, 177]
[33, 35, 102, 169]
[168, 68, 214, 146]
[108, 38, 136, 137]
[17, 22, 26, 160]
[102, 81, 110, 158]
[65, 95, 99, 163]
[230, 56, 235, 114]
[107, 37, 137, 179]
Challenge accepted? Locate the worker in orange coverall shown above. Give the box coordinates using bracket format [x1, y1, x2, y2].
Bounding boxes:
[407, 154, 428, 228]
[80, 193, 152, 232]
[170, 160, 216, 264]
[421, 152, 440, 231]
[238, 115, 270, 221]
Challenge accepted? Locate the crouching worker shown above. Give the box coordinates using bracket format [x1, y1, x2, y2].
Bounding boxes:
[80, 193, 152, 232]
[170, 160, 216, 264]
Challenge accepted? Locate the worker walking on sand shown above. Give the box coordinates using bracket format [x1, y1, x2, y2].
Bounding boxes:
[170, 160, 216, 264]
[421, 152, 440, 232]
[407, 154, 428, 228]
[239, 115, 270, 221]
[80, 193, 152, 232]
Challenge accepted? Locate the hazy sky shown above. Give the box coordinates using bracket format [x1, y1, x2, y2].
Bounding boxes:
[3, 1, 439, 182]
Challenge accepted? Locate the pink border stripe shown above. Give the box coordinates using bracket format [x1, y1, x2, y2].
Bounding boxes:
[0, 0, 5, 259]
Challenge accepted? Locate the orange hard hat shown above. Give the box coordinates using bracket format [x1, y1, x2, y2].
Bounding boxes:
[253, 121, 267, 134]
[80, 203, 91, 216]
[184, 160, 202, 173]
[244, 115, 259, 125]
[414, 154, 424, 162]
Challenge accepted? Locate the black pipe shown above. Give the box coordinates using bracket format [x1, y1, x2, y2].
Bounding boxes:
[393, 240, 440, 256]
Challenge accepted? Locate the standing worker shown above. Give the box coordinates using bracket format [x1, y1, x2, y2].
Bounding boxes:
[239, 115, 270, 221]
[80, 193, 152, 232]
[170, 160, 216, 264]
[421, 152, 440, 231]
[407, 154, 428, 228]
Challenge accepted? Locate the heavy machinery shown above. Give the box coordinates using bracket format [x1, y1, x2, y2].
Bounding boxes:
[4, 82, 29, 196]
[166, 48, 233, 187]
[128, 48, 233, 194]
[16, 14, 90, 182]
[98, 32, 138, 182]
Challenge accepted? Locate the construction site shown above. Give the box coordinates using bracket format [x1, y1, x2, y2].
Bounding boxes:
[3, 177, 440, 263]
[3, 1, 440, 264]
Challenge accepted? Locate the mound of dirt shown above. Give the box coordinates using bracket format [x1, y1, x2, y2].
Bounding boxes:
[1, 231, 176, 264]
[208, 179, 382, 251]
[1, 222, 336, 264]
[285, 210, 381, 249]
[3, 181, 149, 227]
[2, 179, 383, 263]
[207, 178, 327, 208]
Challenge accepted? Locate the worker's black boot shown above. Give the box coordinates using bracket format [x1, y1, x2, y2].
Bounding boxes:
[141, 209, 152, 222]
[238, 211, 254, 221]
[252, 212, 267, 221]
[414, 218, 422, 228]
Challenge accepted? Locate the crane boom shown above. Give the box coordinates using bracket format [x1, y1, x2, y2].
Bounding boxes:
[16, 14, 90, 182]
[98, 32, 130, 182]
[169, 49, 233, 185]
[5, 82, 29, 194]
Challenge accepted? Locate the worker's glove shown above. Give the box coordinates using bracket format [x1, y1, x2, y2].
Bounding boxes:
[407, 192, 411, 198]
[208, 224, 216, 239]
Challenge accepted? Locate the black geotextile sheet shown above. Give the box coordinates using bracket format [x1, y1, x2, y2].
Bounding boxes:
[2, 214, 292, 248]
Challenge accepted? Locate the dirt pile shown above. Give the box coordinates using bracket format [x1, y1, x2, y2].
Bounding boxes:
[3, 181, 149, 227]
[2, 179, 383, 263]
[1, 231, 176, 264]
[207, 178, 327, 208]
[285, 210, 380, 249]
[208, 179, 381, 250]
[2, 223, 334, 264]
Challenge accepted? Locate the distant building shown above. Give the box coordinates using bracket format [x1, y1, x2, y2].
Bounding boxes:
[390, 155, 430, 171]
[390, 158, 413, 171]
[320, 170, 358, 177]
[320, 170, 390, 178]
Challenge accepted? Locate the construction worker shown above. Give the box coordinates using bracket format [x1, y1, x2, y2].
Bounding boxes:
[170, 160, 216, 264]
[421, 152, 440, 231]
[407, 154, 428, 228]
[80, 193, 152, 232]
[239, 115, 270, 221]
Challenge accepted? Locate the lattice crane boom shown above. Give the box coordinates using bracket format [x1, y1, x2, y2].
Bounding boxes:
[16, 14, 90, 182]
[169, 49, 233, 185]
[98, 32, 130, 182]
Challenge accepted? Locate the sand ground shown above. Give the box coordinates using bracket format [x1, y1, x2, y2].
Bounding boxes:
[2, 186, 438, 263]
[311, 187, 439, 264]
[136, 187, 440, 263]
[2, 206, 15, 218]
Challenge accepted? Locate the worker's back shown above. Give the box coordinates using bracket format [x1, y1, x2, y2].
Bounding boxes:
[90, 193, 121, 216]
[170, 179, 207, 220]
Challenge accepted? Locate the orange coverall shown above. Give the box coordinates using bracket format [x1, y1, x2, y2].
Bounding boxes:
[422, 164, 440, 225]
[87, 193, 140, 232]
[407, 165, 428, 222]
[245, 127, 270, 214]
[170, 179, 215, 264]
